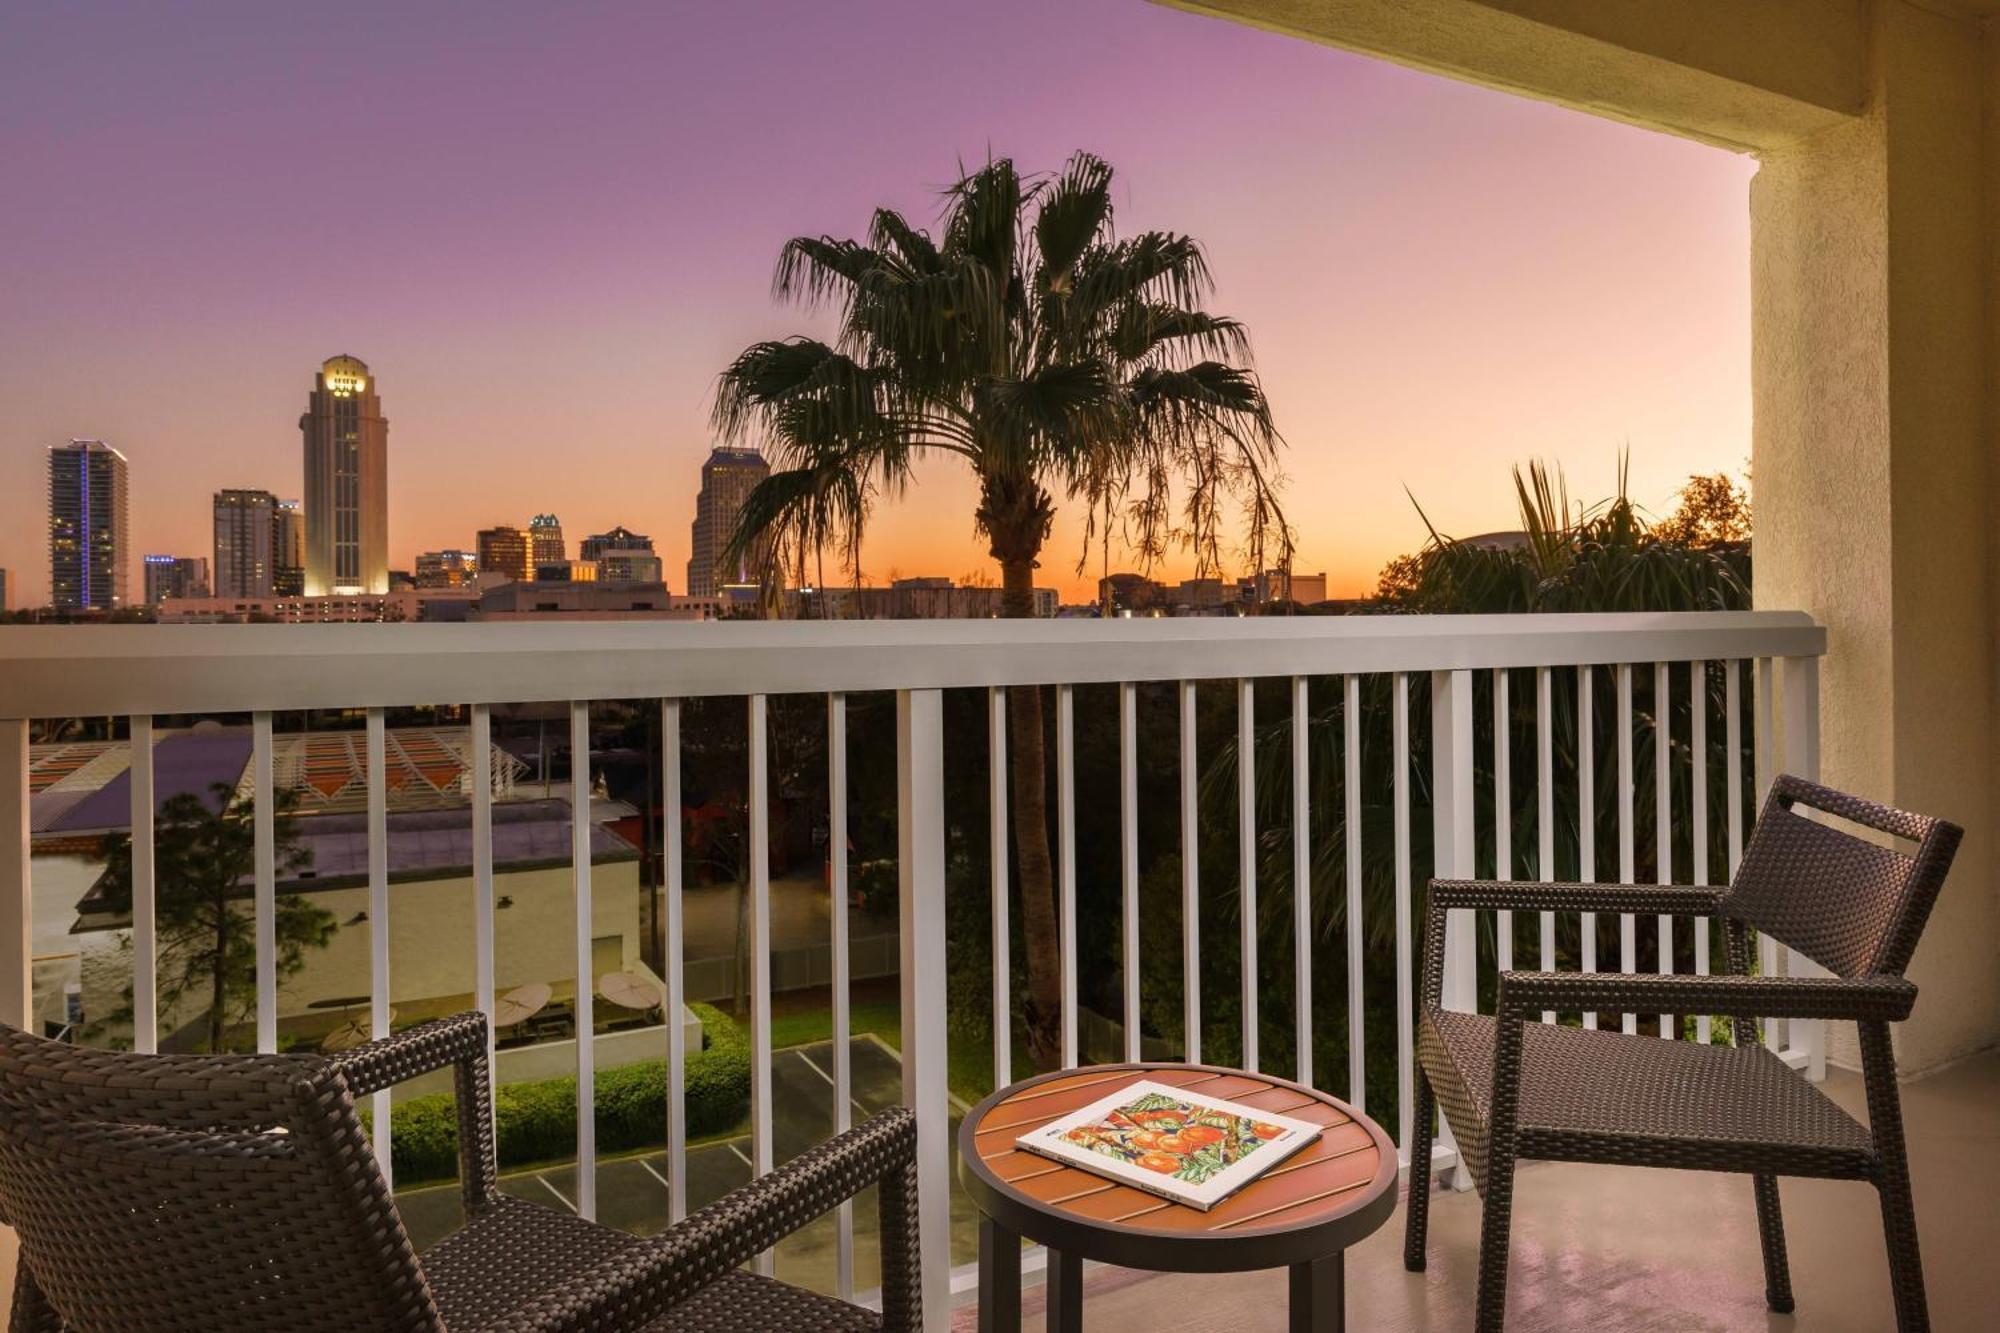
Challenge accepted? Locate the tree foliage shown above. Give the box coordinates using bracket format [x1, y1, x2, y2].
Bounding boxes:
[1375, 458, 1748, 613]
[714, 152, 1288, 1068]
[97, 784, 335, 1052]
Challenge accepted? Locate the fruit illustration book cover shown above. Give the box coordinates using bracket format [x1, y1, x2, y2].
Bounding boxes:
[1015, 1079, 1322, 1210]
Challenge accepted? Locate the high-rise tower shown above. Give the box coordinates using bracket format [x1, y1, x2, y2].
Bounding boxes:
[300, 355, 388, 595]
[48, 439, 129, 610]
[685, 447, 769, 596]
[273, 499, 305, 595]
[213, 488, 278, 598]
[529, 513, 565, 568]
[476, 526, 532, 584]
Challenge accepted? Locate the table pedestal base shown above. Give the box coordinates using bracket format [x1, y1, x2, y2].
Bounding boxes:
[1289, 1252, 1345, 1332]
[974, 1227, 1346, 1332]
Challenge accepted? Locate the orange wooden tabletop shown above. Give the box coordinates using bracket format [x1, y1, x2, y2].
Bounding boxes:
[965, 1064, 1391, 1244]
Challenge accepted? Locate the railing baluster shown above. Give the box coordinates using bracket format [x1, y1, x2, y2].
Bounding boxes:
[570, 700, 597, 1221]
[1493, 669, 1512, 971]
[1535, 667, 1555, 1024]
[1291, 675, 1311, 1087]
[2, 719, 27, 1031]
[1343, 675, 1364, 1107]
[746, 694, 771, 1270]
[828, 693, 852, 1295]
[1392, 672, 1413, 1158]
[986, 688, 1009, 1092]
[1237, 677, 1257, 1072]
[896, 689, 951, 1333]
[1690, 663, 1711, 1045]
[661, 699, 688, 1225]
[1180, 681, 1201, 1066]
[129, 715, 156, 1053]
[1434, 670, 1475, 1016]
[1755, 657, 1779, 1052]
[1654, 662, 1673, 1038]
[1433, 669, 1476, 1192]
[1782, 657, 1826, 1080]
[1616, 664, 1637, 1035]
[471, 705, 497, 1108]
[1057, 684, 1077, 1069]
[1578, 665, 1597, 1030]
[366, 709, 392, 1187]
[1726, 660, 1746, 1050]
[1727, 660, 1745, 876]
[1121, 682, 1141, 1064]
[253, 711, 276, 1053]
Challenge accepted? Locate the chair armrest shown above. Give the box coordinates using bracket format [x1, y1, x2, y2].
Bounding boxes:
[1421, 882, 1729, 1009]
[490, 1107, 921, 1333]
[326, 1010, 489, 1096]
[326, 1010, 496, 1208]
[1429, 879, 1728, 916]
[1493, 971, 1917, 1022]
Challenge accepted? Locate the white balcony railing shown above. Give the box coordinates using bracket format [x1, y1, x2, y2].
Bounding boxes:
[0, 611, 1826, 1331]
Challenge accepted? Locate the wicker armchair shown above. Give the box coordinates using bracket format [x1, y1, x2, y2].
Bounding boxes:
[1404, 774, 1962, 1333]
[0, 1010, 921, 1331]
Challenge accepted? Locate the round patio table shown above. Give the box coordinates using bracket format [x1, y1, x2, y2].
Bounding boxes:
[493, 982, 553, 1031]
[959, 1062, 1396, 1332]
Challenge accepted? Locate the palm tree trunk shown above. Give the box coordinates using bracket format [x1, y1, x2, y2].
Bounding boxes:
[999, 555, 1063, 1069]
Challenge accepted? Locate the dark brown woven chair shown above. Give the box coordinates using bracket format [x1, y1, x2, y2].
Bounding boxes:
[1404, 774, 1961, 1333]
[0, 1009, 921, 1331]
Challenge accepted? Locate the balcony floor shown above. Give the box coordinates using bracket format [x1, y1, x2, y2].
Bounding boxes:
[956, 1046, 2000, 1331]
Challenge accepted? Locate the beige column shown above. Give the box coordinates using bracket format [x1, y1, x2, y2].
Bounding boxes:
[1751, 2, 1997, 1074]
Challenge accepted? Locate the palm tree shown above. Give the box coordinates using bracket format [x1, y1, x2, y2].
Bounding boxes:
[713, 152, 1288, 1066]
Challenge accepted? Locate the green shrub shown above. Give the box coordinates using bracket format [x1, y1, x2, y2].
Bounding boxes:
[388, 1001, 750, 1185]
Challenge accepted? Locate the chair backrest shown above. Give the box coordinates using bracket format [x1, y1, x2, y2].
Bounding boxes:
[1724, 774, 1962, 980]
[0, 1027, 444, 1333]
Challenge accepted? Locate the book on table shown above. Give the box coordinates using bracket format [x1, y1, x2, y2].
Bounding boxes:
[1014, 1079, 1323, 1211]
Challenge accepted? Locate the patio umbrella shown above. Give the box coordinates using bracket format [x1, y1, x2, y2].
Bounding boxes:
[493, 982, 553, 1029]
[598, 971, 662, 1012]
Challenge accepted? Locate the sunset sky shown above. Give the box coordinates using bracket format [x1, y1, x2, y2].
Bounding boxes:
[0, 0, 1756, 607]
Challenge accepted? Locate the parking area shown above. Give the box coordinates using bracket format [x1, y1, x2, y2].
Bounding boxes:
[398, 1035, 982, 1292]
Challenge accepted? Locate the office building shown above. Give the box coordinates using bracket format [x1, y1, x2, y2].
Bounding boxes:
[143, 555, 210, 605]
[0, 568, 9, 612]
[48, 440, 129, 611]
[578, 525, 653, 560]
[535, 559, 599, 582]
[212, 488, 278, 597]
[415, 549, 479, 589]
[594, 549, 663, 584]
[300, 355, 388, 595]
[529, 513, 565, 567]
[470, 580, 698, 621]
[273, 499, 304, 595]
[476, 526, 532, 584]
[685, 447, 769, 596]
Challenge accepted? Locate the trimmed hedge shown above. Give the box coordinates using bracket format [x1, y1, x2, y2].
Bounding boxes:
[388, 1001, 750, 1185]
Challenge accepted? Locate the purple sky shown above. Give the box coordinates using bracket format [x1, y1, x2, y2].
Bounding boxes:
[0, 0, 1754, 605]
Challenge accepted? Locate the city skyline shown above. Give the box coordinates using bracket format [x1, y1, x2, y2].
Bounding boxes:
[0, 0, 1753, 608]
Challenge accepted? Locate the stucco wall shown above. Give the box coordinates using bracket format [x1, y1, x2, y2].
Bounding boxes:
[79, 860, 644, 1046]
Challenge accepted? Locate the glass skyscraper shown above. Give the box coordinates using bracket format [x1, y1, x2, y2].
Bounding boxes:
[47, 439, 129, 610]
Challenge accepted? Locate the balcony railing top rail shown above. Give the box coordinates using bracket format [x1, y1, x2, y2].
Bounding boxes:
[0, 610, 1823, 716]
